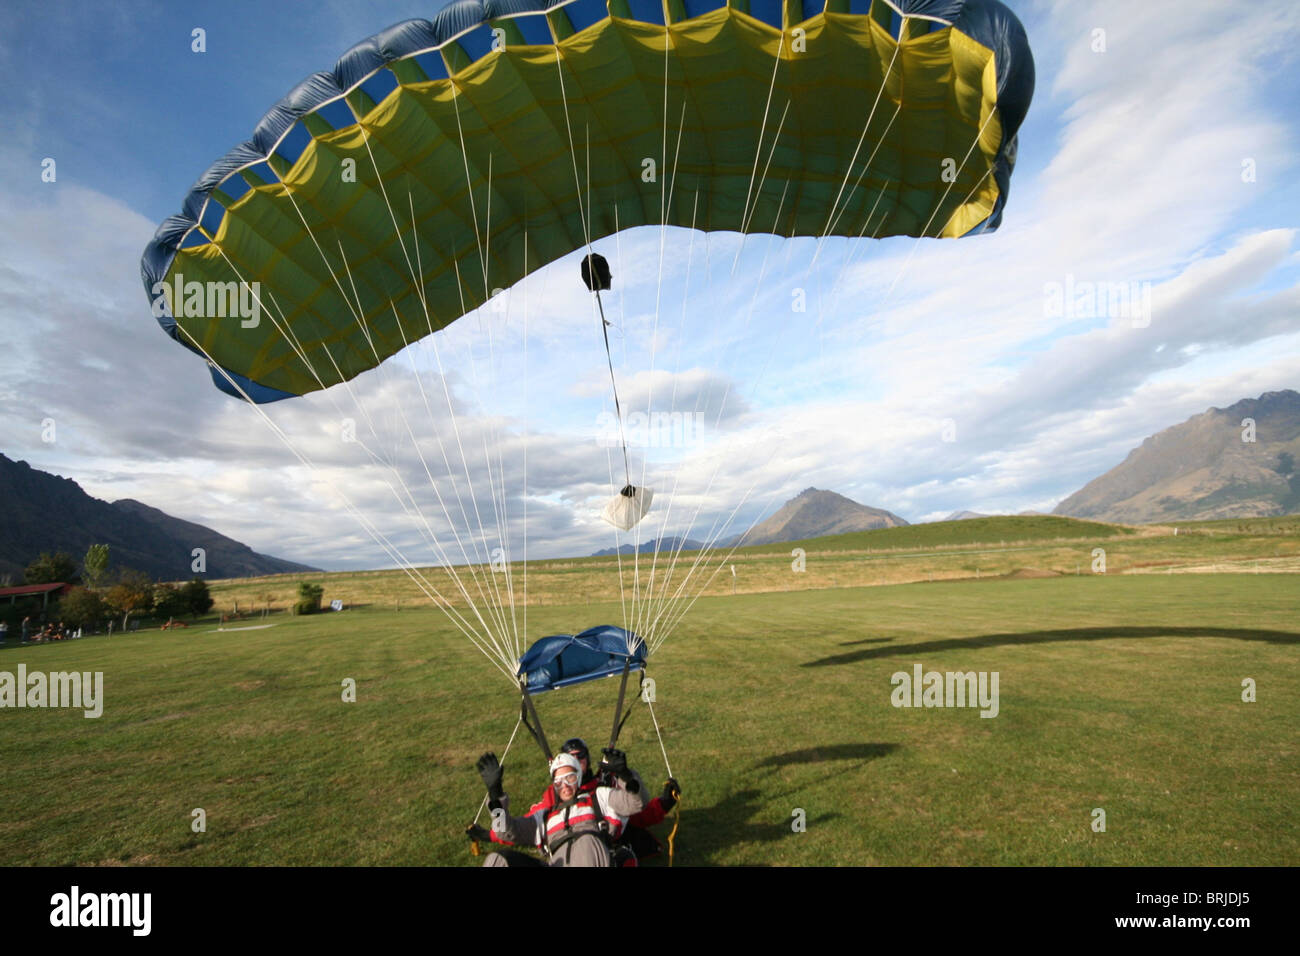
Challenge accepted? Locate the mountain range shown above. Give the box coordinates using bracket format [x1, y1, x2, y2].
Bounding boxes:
[1054, 390, 1300, 523]
[590, 535, 706, 557]
[0, 453, 319, 582]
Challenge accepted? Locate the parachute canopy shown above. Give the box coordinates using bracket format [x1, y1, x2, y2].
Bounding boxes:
[518, 625, 647, 693]
[141, 0, 1034, 402]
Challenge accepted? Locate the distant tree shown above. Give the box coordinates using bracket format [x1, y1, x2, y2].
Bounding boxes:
[23, 551, 79, 586]
[59, 587, 107, 630]
[182, 578, 214, 618]
[83, 544, 110, 589]
[1276, 452, 1295, 476]
[153, 583, 189, 620]
[104, 569, 155, 631]
[296, 582, 324, 616]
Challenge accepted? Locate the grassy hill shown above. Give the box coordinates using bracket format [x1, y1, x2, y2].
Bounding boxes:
[736, 514, 1135, 554]
[195, 514, 1300, 618]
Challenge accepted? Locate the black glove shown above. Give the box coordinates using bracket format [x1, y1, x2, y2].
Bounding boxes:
[466, 823, 491, 843]
[601, 748, 639, 794]
[660, 777, 680, 811]
[601, 747, 629, 778]
[477, 752, 504, 801]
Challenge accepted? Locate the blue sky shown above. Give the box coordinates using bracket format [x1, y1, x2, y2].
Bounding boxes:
[2, 0, 1299, 582]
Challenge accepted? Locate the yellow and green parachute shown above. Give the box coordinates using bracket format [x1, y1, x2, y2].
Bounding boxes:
[141, 0, 1033, 402]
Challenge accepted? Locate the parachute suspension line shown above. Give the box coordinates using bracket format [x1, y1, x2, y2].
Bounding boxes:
[650, 45, 956, 647]
[472, 714, 523, 826]
[386, 314, 520, 671]
[636, 192, 700, 644]
[881, 107, 1001, 304]
[651, 469, 795, 654]
[448, 79, 490, 296]
[607, 208, 630, 639]
[646, 695, 679, 866]
[659, 65, 787, 629]
[397, 191, 517, 651]
[642, 181, 792, 646]
[391, 82, 522, 661]
[635, 99, 689, 647]
[637, 20, 672, 625]
[472, 152, 524, 656]
[582, 127, 634, 495]
[813, 114, 999, 389]
[423, 257, 512, 619]
[638, 194, 727, 643]
[210, 240, 424, 553]
[733, 28, 786, 277]
[425, 127, 526, 655]
[556, 52, 634, 637]
[643, 44, 911, 617]
[595, 290, 633, 491]
[211, 230, 464, 592]
[276, 183, 513, 659]
[812, 17, 908, 266]
[554, 53, 591, 254]
[822, 102, 900, 243]
[637, 177, 790, 607]
[647, 148, 807, 649]
[738, 101, 791, 243]
[646, 697, 673, 780]
[445, 158, 519, 658]
[172, 323, 518, 684]
[350, 128, 518, 664]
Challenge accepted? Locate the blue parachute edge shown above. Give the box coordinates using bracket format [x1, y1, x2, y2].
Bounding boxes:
[518, 624, 647, 693]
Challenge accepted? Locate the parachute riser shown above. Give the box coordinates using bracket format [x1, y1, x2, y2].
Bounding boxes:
[607, 658, 642, 752]
[519, 681, 552, 763]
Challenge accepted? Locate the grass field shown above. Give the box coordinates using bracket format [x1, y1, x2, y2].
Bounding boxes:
[2, 566, 1296, 866]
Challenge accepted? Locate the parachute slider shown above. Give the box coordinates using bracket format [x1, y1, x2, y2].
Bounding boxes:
[601, 485, 654, 531]
[581, 252, 612, 292]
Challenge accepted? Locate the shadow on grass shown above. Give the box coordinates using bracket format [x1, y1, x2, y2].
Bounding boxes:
[837, 637, 894, 647]
[802, 626, 1300, 668]
[677, 788, 837, 864]
[755, 743, 900, 766]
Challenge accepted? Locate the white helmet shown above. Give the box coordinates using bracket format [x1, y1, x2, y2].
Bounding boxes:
[549, 752, 582, 780]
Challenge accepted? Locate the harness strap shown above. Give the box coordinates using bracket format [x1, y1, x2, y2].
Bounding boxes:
[545, 790, 615, 865]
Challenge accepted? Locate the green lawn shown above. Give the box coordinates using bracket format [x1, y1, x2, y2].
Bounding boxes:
[1, 573, 1296, 866]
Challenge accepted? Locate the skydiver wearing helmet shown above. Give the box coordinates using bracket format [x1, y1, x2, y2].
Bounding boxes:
[527, 739, 680, 864]
[473, 747, 646, 867]
[471, 738, 681, 865]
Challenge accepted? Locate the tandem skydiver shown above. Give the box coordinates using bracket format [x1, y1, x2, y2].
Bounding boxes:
[467, 737, 680, 865]
[472, 748, 644, 867]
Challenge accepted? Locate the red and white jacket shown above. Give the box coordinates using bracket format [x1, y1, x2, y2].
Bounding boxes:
[489, 775, 668, 846]
[495, 773, 645, 853]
